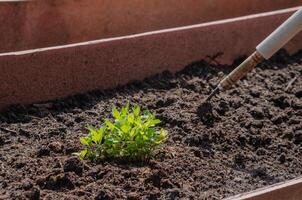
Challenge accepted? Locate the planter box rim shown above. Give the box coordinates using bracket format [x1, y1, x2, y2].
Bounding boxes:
[0, 5, 300, 57]
[1, 0, 302, 53]
[225, 176, 302, 200]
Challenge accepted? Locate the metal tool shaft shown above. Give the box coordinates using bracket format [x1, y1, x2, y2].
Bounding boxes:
[203, 51, 264, 103]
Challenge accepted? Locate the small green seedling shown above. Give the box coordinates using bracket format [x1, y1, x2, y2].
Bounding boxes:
[75, 104, 167, 161]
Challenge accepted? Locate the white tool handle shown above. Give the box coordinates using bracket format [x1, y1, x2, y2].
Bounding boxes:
[256, 8, 302, 59]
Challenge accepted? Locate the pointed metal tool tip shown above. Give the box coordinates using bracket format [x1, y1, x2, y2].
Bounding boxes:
[202, 87, 220, 104]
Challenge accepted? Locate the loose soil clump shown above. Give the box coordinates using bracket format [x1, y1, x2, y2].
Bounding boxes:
[0, 50, 301, 199]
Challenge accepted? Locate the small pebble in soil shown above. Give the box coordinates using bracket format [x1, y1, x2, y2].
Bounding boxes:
[293, 130, 302, 145]
[165, 188, 181, 199]
[250, 107, 265, 119]
[288, 117, 300, 125]
[36, 146, 50, 157]
[233, 153, 246, 169]
[0, 135, 5, 146]
[271, 114, 288, 124]
[256, 148, 266, 156]
[251, 167, 267, 179]
[21, 179, 33, 190]
[24, 187, 40, 200]
[14, 161, 26, 169]
[155, 96, 176, 108]
[63, 157, 84, 175]
[0, 181, 8, 189]
[249, 87, 261, 98]
[272, 94, 290, 109]
[74, 116, 84, 123]
[184, 135, 202, 147]
[127, 192, 140, 200]
[237, 135, 247, 146]
[197, 102, 219, 126]
[48, 141, 64, 153]
[95, 188, 115, 200]
[291, 100, 302, 109]
[161, 178, 174, 189]
[251, 120, 263, 128]
[295, 89, 302, 98]
[19, 128, 30, 137]
[216, 100, 229, 116]
[190, 147, 202, 158]
[230, 98, 243, 109]
[278, 154, 286, 164]
[282, 129, 294, 140]
[37, 173, 75, 190]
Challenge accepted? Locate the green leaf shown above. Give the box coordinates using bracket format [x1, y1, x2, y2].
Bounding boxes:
[147, 128, 156, 136]
[143, 135, 149, 141]
[105, 119, 115, 130]
[158, 128, 167, 141]
[106, 148, 114, 156]
[129, 128, 136, 139]
[133, 104, 140, 116]
[99, 126, 106, 134]
[112, 106, 120, 120]
[121, 124, 130, 133]
[134, 116, 142, 127]
[127, 113, 134, 124]
[91, 128, 104, 144]
[150, 119, 161, 125]
[87, 126, 98, 135]
[143, 110, 151, 116]
[135, 135, 144, 144]
[104, 137, 115, 145]
[121, 103, 129, 116]
[79, 149, 88, 159]
[80, 137, 91, 146]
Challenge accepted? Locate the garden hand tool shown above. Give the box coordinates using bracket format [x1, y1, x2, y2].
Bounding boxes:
[202, 8, 302, 104]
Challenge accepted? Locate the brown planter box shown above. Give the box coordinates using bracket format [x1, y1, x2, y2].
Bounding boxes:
[225, 177, 302, 200]
[0, 6, 301, 111]
[1, 0, 302, 52]
[0, 2, 301, 199]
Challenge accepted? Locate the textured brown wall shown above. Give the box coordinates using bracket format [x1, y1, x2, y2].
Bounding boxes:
[0, 0, 302, 52]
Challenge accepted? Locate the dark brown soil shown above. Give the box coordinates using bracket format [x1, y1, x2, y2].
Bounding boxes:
[0, 50, 301, 200]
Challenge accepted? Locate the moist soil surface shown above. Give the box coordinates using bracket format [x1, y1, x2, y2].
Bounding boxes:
[0, 50, 301, 200]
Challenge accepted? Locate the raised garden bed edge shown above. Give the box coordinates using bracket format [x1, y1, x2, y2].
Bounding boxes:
[0, 6, 301, 112]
